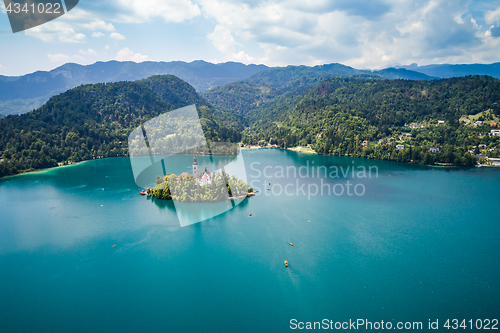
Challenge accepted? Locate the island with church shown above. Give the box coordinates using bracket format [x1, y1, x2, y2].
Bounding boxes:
[145, 156, 254, 202]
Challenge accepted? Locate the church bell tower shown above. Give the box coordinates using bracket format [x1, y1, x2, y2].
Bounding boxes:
[193, 156, 199, 180]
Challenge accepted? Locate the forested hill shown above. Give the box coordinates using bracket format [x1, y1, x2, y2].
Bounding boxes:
[201, 65, 435, 126]
[242, 75, 500, 166]
[0, 75, 241, 177]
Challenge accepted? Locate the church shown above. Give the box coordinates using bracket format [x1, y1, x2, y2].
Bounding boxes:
[192, 156, 212, 185]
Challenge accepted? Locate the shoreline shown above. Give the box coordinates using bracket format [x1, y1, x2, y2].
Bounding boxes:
[2, 148, 499, 180]
[0, 160, 91, 179]
[286, 147, 317, 154]
[0, 156, 126, 179]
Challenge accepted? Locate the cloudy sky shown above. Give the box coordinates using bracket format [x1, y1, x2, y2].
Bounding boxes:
[1, 0, 500, 76]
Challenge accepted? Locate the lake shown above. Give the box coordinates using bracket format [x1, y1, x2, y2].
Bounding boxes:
[0, 149, 499, 332]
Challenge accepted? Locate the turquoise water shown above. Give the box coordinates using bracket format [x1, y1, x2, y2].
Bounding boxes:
[0, 149, 499, 332]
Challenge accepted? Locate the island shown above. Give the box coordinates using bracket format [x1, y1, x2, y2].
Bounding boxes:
[146, 157, 254, 202]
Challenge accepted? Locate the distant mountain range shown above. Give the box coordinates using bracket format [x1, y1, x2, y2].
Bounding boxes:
[396, 62, 500, 79]
[1, 60, 500, 116]
[0, 60, 268, 116]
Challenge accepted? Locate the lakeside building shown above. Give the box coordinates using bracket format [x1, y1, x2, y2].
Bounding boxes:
[199, 167, 212, 185]
[179, 172, 193, 180]
[192, 156, 199, 180]
[178, 156, 213, 185]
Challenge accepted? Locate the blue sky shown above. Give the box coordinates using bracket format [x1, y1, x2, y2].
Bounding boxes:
[1, 0, 500, 76]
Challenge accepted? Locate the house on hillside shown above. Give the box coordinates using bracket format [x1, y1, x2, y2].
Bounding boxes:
[463, 120, 471, 125]
[362, 140, 368, 146]
[479, 144, 487, 149]
[474, 121, 483, 126]
[429, 147, 440, 153]
[491, 122, 497, 127]
[437, 120, 445, 125]
[396, 145, 404, 150]
[491, 130, 500, 136]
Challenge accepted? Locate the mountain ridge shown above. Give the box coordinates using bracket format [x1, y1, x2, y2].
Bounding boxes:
[0, 60, 269, 116]
[396, 62, 500, 79]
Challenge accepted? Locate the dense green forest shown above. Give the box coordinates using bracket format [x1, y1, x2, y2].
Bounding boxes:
[1, 73, 500, 178]
[202, 66, 383, 125]
[0, 75, 241, 177]
[241, 76, 500, 166]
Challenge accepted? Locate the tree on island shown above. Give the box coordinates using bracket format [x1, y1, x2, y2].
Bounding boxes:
[146, 171, 248, 202]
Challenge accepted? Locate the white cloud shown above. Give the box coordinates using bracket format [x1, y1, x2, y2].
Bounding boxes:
[485, 6, 500, 24]
[110, 32, 126, 40]
[0, 64, 6, 74]
[105, 45, 110, 50]
[198, 0, 499, 68]
[23, 8, 118, 44]
[47, 53, 85, 63]
[207, 25, 237, 54]
[232, 51, 256, 63]
[47, 54, 72, 63]
[114, 0, 201, 23]
[15, 0, 500, 70]
[25, 22, 87, 43]
[115, 47, 149, 62]
[79, 49, 98, 56]
[207, 25, 255, 63]
[82, 19, 115, 31]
